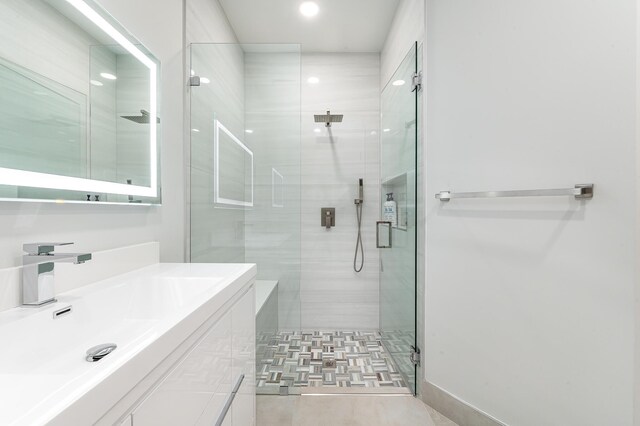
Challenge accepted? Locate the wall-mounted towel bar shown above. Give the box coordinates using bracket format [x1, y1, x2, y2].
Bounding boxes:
[435, 184, 593, 202]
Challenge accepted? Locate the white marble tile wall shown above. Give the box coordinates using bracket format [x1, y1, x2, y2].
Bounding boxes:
[300, 53, 381, 331]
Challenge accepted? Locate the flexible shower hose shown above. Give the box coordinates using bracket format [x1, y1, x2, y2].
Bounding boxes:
[354, 202, 364, 272]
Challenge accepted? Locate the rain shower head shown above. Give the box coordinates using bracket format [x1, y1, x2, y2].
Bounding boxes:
[120, 109, 160, 124]
[314, 110, 343, 127]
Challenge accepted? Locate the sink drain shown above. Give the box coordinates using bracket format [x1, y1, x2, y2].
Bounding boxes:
[86, 343, 117, 362]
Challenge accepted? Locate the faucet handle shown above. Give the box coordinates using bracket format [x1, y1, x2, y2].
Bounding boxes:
[23, 242, 73, 255]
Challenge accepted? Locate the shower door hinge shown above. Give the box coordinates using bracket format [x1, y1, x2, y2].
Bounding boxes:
[411, 72, 423, 92]
[410, 345, 421, 366]
[189, 76, 201, 86]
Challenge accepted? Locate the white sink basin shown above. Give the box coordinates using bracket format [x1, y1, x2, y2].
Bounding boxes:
[0, 263, 256, 426]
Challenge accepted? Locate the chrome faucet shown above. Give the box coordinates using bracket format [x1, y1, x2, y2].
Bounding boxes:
[22, 243, 92, 306]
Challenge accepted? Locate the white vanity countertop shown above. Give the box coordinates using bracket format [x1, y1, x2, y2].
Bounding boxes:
[0, 262, 256, 426]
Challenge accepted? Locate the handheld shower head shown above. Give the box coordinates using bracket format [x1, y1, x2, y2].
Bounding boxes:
[353, 178, 364, 272]
[354, 178, 363, 204]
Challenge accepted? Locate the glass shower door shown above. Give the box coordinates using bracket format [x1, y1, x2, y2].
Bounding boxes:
[379, 43, 418, 394]
[188, 43, 302, 396]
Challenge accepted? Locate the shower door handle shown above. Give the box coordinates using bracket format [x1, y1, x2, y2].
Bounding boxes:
[376, 221, 392, 248]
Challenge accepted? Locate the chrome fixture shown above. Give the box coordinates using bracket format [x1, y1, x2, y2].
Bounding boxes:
[353, 178, 364, 272]
[321, 208, 335, 229]
[411, 71, 423, 92]
[22, 242, 92, 306]
[215, 374, 245, 426]
[314, 110, 343, 127]
[410, 345, 421, 366]
[436, 183, 594, 202]
[85, 343, 117, 362]
[376, 221, 392, 249]
[120, 109, 160, 124]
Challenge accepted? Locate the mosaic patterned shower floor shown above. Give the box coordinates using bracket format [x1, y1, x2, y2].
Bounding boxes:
[256, 331, 408, 391]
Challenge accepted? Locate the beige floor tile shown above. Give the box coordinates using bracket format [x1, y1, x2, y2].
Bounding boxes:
[257, 395, 297, 425]
[257, 395, 456, 426]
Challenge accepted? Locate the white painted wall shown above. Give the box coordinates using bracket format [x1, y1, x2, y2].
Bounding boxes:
[425, 1, 636, 425]
[299, 53, 381, 330]
[186, 0, 238, 43]
[381, 0, 424, 88]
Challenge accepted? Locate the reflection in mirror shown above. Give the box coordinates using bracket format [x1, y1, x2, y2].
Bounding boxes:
[272, 168, 283, 208]
[0, 0, 160, 204]
[215, 119, 253, 207]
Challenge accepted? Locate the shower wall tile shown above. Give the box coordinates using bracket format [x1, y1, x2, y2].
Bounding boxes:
[300, 53, 381, 330]
[300, 301, 379, 331]
[301, 53, 380, 113]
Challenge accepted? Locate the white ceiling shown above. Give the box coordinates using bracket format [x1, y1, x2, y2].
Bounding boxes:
[219, 0, 401, 52]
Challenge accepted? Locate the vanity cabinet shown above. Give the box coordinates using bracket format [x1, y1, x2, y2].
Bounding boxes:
[129, 286, 255, 426]
[231, 284, 256, 426]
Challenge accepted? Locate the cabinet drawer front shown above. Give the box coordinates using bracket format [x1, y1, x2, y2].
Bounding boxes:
[133, 311, 233, 426]
[232, 287, 256, 425]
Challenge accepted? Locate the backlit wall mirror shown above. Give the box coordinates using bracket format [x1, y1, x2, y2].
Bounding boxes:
[0, 0, 160, 204]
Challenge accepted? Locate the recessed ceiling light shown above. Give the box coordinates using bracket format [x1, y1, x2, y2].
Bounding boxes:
[245, 129, 254, 134]
[313, 128, 321, 133]
[383, 128, 391, 132]
[299, 1, 319, 17]
[100, 72, 117, 80]
[191, 128, 200, 133]
[370, 131, 377, 135]
[200, 77, 211, 84]
[90, 80, 103, 86]
[307, 76, 320, 84]
[392, 79, 405, 86]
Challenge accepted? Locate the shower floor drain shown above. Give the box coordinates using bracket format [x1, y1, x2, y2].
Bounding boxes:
[322, 359, 336, 368]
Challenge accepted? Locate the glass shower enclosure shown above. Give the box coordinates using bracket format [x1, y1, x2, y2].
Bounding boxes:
[188, 43, 302, 394]
[189, 41, 421, 397]
[379, 43, 419, 395]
